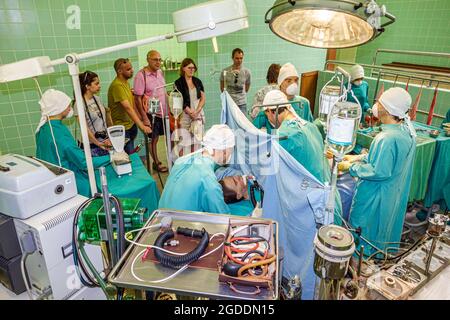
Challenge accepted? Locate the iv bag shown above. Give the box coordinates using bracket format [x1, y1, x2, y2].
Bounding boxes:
[326, 101, 361, 158]
[169, 88, 183, 118]
[319, 85, 341, 129]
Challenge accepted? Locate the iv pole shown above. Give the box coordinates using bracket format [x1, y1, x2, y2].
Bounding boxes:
[324, 66, 360, 225]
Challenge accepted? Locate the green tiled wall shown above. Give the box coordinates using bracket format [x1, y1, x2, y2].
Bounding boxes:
[195, 0, 327, 128]
[0, 0, 197, 156]
[354, 0, 450, 68]
[315, 71, 449, 128]
[0, 0, 327, 156]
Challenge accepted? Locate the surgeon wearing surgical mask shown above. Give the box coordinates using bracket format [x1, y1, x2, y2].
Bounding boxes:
[278, 63, 313, 123]
[346, 64, 370, 124]
[253, 63, 313, 133]
[158, 124, 235, 214]
[35, 89, 111, 197]
[340, 87, 416, 256]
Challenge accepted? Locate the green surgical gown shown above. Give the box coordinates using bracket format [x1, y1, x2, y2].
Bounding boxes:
[35, 120, 110, 197]
[252, 95, 313, 133]
[278, 119, 343, 224]
[442, 108, 450, 127]
[349, 124, 416, 255]
[346, 81, 370, 123]
[158, 153, 230, 214]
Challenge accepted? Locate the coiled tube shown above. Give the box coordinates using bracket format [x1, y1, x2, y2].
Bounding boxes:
[153, 228, 210, 269]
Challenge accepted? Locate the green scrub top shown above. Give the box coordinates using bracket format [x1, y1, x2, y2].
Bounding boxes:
[279, 119, 330, 183]
[158, 152, 230, 214]
[278, 118, 343, 224]
[35, 120, 110, 197]
[346, 81, 370, 123]
[349, 124, 416, 255]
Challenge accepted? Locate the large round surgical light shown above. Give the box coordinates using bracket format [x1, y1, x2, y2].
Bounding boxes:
[265, 0, 395, 49]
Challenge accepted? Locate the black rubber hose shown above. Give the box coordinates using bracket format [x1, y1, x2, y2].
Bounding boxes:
[72, 195, 102, 287]
[153, 229, 209, 269]
[110, 196, 125, 257]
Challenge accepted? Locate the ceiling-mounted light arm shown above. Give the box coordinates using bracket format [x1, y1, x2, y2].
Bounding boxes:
[379, 12, 396, 29]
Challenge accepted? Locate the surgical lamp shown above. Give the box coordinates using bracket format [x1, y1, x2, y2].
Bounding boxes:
[0, 0, 248, 196]
[265, 0, 395, 49]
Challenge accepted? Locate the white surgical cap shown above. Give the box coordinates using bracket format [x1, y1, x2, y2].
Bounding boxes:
[379, 87, 416, 137]
[277, 63, 299, 86]
[262, 89, 305, 125]
[202, 124, 235, 152]
[350, 64, 364, 81]
[36, 89, 72, 133]
[262, 89, 289, 110]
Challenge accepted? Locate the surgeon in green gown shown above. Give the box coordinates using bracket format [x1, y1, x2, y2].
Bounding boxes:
[340, 87, 417, 256]
[263, 90, 342, 224]
[442, 108, 450, 128]
[253, 63, 313, 133]
[159, 124, 235, 214]
[35, 89, 111, 197]
[346, 64, 370, 123]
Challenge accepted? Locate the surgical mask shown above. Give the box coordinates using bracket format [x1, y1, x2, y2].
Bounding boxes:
[372, 104, 379, 118]
[353, 80, 363, 86]
[66, 108, 74, 119]
[286, 83, 298, 96]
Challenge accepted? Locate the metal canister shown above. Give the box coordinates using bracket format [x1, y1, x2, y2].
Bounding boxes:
[313, 225, 355, 280]
[427, 214, 449, 237]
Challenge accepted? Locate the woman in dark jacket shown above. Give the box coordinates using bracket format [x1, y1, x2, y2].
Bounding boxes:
[174, 58, 205, 153]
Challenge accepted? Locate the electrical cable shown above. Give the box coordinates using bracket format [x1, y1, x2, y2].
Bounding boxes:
[72, 195, 103, 287]
[20, 253, 34, 300]
[110, 195, 125, 257]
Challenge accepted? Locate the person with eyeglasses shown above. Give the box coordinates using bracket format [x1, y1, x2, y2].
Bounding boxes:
[133, 50, 168, 173]
[174, 58, 206, 155]
[108, 58, 151, 154]
[76, 71, 113, 156]
[220, 48, 252, 115]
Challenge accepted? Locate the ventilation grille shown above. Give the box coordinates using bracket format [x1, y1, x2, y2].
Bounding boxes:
[42, 206, 77, 231]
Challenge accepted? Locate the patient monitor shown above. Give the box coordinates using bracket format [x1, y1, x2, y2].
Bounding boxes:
[107, 125, 132, 176]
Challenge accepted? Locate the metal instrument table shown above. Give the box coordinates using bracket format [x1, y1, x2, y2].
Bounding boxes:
[108, 210, 279, 300]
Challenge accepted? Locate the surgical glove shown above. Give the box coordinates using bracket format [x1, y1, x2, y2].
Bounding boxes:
[111, 151, 130, 164]
[343, 154, 364, 163]
[338, 161, 352, 172]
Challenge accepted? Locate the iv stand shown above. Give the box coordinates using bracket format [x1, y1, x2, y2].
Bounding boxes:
[324, 67, 359, 225]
